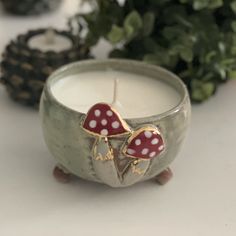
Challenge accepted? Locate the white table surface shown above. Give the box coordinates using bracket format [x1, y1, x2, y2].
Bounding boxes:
[0, 1, 236, 235]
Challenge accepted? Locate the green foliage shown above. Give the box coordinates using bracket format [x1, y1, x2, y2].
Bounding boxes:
[71, 0, 236, 102]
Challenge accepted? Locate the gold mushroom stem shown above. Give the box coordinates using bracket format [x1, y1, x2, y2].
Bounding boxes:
[93, 136, 114, 161]
[91, 136, 121, 187]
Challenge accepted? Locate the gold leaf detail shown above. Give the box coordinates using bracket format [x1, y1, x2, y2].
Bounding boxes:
[95, 150, 114, 161]
[131, 160, 145, 175]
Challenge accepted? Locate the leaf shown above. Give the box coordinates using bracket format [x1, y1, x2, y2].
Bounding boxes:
[180, 47, 194, 62]
[191, 80, 215, 102]
[208, 0, 223, 9]
[231, 1, 236, 13]
[193, 0, 223, 10]
[216, 66, 227, 79]
[107, 25, 125, 44]
[193, 0, 208, 10]
[142, 12, 155, 36]
[124, 10, 143, 39]
[124, 24, 135, 39]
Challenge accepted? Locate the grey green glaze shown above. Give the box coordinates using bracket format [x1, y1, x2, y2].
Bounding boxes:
[40, 59, 191, 187]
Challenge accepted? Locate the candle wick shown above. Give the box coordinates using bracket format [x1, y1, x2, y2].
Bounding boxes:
[45, 28, 55, 45]
[111, 78, 119, 106]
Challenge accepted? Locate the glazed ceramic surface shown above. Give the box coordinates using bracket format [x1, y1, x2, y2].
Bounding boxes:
[40, 59, 191, 187]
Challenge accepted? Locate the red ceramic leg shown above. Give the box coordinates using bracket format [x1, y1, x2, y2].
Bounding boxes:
[155, 167, 173, 185]
[53, 165, 71, 183]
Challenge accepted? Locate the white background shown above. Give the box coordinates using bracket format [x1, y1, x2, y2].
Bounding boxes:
[0, 0, 236, 235]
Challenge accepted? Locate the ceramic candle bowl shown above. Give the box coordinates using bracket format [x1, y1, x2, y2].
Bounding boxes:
[40, 60, 191, 187]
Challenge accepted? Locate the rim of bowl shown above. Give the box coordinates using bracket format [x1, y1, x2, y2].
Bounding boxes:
[43, 59, 190, 123]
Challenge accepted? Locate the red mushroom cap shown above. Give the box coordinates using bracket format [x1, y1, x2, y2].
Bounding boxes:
[82, 103, 131, 137]
[123, 126, 164, 160]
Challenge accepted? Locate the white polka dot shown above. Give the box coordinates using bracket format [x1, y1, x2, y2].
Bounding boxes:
[151, 138, 159, 145]
[158, 145, 164, 151]
[94, 109, 101, 117]
[106, 110, 113, 117]
[112, 121, 120, 129]
[141, 148, 149, 155]
[101, 119, 107, 126]
[127, 148, 135, 155]
[144, 131, 152, 138]
[149, 151, 156, 158]
[89, 120, 97, 128]
[100, 129, 108, 136]
[135, 139, 141, 146]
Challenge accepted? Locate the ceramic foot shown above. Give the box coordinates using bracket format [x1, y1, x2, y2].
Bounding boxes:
[53, 165, 71, 183]
[155, 167, 173, 185]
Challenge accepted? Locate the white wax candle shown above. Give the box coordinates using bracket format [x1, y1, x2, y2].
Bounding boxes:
[51, 70, 181, 119]
[28, 31, 72, 52]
